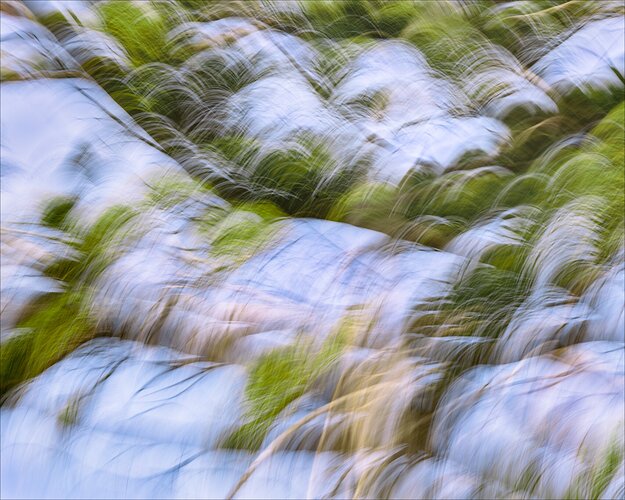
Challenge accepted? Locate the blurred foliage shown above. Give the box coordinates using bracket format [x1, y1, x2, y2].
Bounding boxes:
[0, 290, 94, 398]
[205, 201, 285, 267]
[98, 1, 170, 67]
[2, 2, 623, 495]
[28, 0, 620, 255]
[1, 205, 137, 397]
[224, 330, 347, 450]
[6, 0, 622, 391]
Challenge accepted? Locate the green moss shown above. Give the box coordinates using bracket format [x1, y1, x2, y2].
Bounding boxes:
[521, 102, 624, 262]
[565, 438, 624, 500]
[201, 201, 284, 268]
[305, 0, 377, 39]
[223, 344, 309, 450]
[1, 205, 138, 397]
[147, 175, 211, 209]
[223, 330, 347, 450]
[243, 136, 365, 219]
[1, 290, 95, 397]
[397, 168, 510, 229]
[50, 205, 137, 285]
[328, 181, 398, 231]
[41, 196, 77, 230]
[482, 242, 530, 274]
[401, 4, 485, 75]
[373, 1, 421, 38]
[210, 212, 271, 258]
[98, 0, 169, 67]
[586, 441, 623, 500]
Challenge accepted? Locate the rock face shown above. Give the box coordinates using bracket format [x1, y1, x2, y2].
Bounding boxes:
[1, 2, 624, 499]
[2, 339, 622, 499]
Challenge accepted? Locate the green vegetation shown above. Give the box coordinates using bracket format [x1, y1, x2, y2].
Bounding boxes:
[0, 291, 94, 398]
[565, 438, 624, 500]
[2, 1, 624, 496]
[1, 204, 137, 397]
[98, 1, 170, 68]
[224, 330, 347, 450]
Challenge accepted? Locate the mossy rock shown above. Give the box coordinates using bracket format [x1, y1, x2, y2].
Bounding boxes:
[222, 330, 348, 451]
